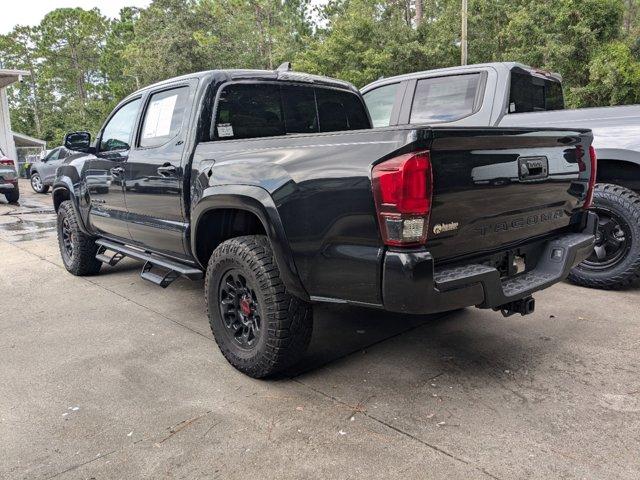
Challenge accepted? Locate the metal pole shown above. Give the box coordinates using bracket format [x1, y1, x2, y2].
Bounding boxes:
[461, 0, 468, 66]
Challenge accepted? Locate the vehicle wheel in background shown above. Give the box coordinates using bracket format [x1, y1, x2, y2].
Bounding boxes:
[56, 201, 102, 276]
[4, 186, 19, 203]
[205, 235, 313, 378]
[569, 183, 640, 289]
[30, 172, 49, 194]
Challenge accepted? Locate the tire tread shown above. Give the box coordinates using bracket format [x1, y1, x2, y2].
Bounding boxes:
[569, 183, 640, 289]
[205, 235, 312, 378]
[57, 201, 102, 276]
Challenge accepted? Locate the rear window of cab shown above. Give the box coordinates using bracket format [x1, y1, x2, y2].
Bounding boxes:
[213, 83, 370, 140]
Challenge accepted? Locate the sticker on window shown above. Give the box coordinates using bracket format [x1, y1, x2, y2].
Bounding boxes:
[142, 94, 178, 139]
[217, 123, 234, 137]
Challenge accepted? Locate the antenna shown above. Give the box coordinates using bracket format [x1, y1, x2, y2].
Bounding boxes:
[277, 62, 292, 72]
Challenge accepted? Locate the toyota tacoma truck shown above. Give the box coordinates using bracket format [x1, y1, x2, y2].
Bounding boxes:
[362, 62, 640, 289]
[53, 65, 596, 378]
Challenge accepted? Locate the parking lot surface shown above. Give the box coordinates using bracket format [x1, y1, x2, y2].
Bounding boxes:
[2, 180, 640, 479]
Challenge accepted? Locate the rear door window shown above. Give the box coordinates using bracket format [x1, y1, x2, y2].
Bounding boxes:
[281, 85, 318, 134]
[214, 83, 370, 140]
[410, 74, 481, 124]
[215, 84, 284, 140]
[363, 83, 399, 127]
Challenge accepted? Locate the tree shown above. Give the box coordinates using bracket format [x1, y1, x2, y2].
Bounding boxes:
[502, 0, 625, 105]
[0, 26, 43, 137]
[102, 7, 141, 101]
[573, 41, 640, 106]
[295, 0, 424, 87]
[124, 0, 208, 86]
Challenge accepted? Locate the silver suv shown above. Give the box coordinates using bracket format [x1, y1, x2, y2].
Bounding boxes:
[30, 146, 72, 194]
[0, 147, 19, 203]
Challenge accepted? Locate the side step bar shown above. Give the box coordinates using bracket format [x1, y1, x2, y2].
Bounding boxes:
[95, 239, 203, 288]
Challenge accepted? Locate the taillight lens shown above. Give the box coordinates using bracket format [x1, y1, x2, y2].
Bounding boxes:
[372, 151, 433, 246]
[0, 159, 14, 166]
[583, 146, 597, 209]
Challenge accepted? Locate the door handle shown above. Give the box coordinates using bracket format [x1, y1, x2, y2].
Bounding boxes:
[157, 164, 177, 177]
[110, 166, 125, 176]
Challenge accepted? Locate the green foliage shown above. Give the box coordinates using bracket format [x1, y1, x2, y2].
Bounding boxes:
[572, 41, 640, 106]
[0, 0, 639, 146]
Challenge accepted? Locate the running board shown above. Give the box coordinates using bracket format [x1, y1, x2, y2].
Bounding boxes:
[95, 238, 203, 288]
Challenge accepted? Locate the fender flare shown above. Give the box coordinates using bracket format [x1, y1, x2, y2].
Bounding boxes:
[191, 185, 309, 301]
[595, 148, 640, 166]
[52, 176, 91, 235]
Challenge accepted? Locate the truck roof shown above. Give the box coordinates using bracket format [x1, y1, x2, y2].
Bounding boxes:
[361, 62, 562, 92]
[130, 68, 359, 98]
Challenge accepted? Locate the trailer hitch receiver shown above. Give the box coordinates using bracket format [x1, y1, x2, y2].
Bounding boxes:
[495, 296, 535, 317]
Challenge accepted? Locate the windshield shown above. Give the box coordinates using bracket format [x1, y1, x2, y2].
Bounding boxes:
[508, 69, 564, 113]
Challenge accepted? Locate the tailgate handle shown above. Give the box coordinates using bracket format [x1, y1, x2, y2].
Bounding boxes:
[518, 156, 548, 181]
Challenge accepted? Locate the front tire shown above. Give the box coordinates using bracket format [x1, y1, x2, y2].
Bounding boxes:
[205, 235, 312, 378]
[30, 172, 49, 193]
[56, 201, 102, 276]
[569, 183, 640, 289]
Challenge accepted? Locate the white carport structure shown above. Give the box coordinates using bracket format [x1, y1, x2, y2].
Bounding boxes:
[0, 69, 30, 164]
[13, 131, 46, 152]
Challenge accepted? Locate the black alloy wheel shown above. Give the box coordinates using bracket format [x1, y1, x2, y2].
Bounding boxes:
[219, 269, 262, 349]
[569, 183, 640, 289]
[60, 215, 75, 263]
[205, 235, 313, 378]
[581, 207, 631, 270]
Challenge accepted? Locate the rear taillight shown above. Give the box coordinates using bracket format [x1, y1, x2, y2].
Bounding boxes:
[372, 151, 433, 246]
[583, 146, 597, 209]
[0, 159, 14, 166]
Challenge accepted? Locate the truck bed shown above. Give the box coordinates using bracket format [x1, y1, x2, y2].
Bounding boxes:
[193, 125, 594, 304]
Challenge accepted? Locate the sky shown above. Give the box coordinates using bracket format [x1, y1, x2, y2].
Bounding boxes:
[0, 0, 152, 34]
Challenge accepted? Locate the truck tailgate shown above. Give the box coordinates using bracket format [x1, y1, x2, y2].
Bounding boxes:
[425, 128, 593, 261]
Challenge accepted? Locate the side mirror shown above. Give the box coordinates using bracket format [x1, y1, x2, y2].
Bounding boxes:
[64, 131, 93, 153]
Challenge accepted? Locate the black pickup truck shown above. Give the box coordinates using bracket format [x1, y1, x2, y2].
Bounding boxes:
[53, 65, 597, 378]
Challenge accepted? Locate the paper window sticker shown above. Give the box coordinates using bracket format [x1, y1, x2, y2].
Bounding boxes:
[217, 123, 234, 137]
[142, 94, 178, 139]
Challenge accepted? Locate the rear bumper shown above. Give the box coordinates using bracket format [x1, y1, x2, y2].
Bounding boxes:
[0, 179, 18, 192]
[382, 211, 597, 314]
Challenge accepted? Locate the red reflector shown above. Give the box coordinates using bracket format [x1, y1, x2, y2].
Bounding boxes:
[372, 151, 433, 246]
[583, 146, 597, 209]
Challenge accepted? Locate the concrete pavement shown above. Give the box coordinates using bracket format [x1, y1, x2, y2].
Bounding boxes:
[1, 180, 639, 479]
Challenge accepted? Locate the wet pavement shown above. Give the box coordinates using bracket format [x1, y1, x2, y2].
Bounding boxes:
[0, 179, 56, 242]
[2, 179, 640, 479]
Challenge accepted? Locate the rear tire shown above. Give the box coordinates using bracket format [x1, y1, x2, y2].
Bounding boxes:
[4, 186, 19, 203]
[205, 235, 312, 378]
[30, 172, 49, 194]
[56, 201, 102, 276]
[569, 183, 640, 289]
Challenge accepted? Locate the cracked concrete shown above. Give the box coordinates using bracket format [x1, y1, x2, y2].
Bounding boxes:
[2, 180, 640, 479]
